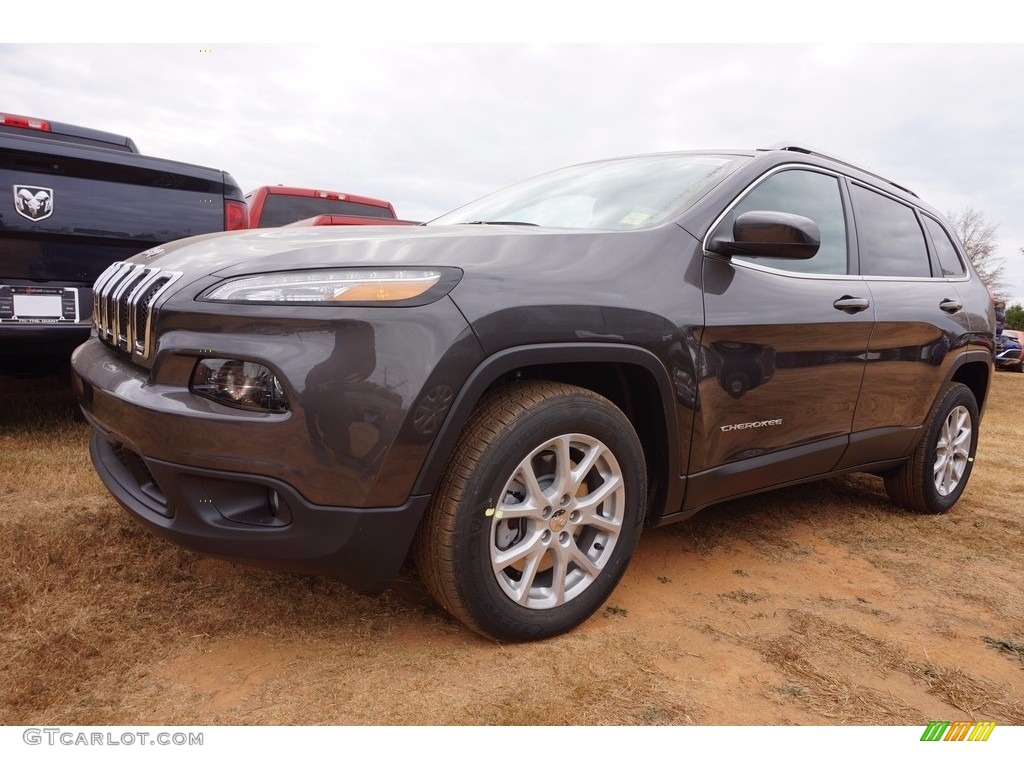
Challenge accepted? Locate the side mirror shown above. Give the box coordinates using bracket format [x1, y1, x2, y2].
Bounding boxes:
[708, 210, 820, 260]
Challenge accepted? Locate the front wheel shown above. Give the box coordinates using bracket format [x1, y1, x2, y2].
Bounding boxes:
[414, 381, 646, 641]
[884, 382, 979, 514]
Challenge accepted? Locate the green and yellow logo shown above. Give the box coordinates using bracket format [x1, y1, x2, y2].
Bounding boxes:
[920, 721, 996, 741]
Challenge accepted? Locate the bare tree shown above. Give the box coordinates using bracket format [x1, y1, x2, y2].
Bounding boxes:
[946, 207, 1007, 298]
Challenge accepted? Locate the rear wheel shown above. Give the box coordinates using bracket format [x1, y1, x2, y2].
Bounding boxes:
[884, 382, 978, 514]
[414, 381, 646, 641]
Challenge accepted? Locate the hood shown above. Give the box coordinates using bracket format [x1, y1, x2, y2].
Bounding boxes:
[127, 223, 659, 281]
[127, 223, 690, 331]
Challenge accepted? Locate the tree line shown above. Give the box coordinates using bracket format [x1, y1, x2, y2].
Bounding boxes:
[1006, 303, 1024, 331]
[946, 207, 1021, 330]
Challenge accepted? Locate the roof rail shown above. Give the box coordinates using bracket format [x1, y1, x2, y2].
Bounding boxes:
[757, 143, 918, 198]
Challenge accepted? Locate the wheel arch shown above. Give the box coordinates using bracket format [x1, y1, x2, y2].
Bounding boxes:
[411, 343, 683, 523]
[948, 353, 992, 415]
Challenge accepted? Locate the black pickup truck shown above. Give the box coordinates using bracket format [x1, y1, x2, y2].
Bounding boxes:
[0, 112, 247, 372]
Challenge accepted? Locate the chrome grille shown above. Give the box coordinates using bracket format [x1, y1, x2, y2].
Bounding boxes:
[93, 262, 181, 363]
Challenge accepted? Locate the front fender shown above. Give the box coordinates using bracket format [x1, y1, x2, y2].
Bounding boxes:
[411, 342, 686, 518]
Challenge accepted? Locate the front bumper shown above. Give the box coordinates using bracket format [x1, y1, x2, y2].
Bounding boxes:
[70, 292, 479, 591]
[0, 320, 91, 357]
[88, 430, 428, 592]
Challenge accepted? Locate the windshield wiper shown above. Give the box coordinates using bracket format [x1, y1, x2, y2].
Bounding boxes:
[458, 220, 539, 226]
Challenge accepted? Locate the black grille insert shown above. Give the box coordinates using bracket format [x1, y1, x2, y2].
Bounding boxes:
[111, 443, 170, 515]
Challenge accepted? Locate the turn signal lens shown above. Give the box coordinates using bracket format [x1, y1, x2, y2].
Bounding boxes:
[334, 278, 439, 301]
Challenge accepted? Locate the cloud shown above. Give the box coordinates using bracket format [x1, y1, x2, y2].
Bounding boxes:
[3, 42, 1023, 300]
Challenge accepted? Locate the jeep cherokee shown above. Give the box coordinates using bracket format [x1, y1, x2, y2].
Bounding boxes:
[71, 146, 995, 641]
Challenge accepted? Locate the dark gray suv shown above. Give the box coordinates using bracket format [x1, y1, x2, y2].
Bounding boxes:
[71, 146, 995, 641]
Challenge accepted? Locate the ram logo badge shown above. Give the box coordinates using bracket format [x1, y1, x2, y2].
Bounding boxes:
[14, 185, 54, 221]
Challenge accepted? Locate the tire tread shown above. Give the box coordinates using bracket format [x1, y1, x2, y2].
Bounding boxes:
[884, 382, 977, 514]
[413, 380, 643, 640]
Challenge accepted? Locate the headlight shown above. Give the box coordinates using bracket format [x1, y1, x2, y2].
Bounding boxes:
[191, 359, 289, 413]
[200, 268, 460, 305]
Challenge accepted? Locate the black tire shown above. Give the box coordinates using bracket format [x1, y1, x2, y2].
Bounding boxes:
[413, 380, 646, 641]
[884, 382, 979, 514]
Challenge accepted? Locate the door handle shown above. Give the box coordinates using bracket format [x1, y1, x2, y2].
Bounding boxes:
[939, 298, 963, 314]
[833, 296, 870, 314]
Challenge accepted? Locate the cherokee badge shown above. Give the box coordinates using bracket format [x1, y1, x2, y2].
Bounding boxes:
[721, 418, 783, 432]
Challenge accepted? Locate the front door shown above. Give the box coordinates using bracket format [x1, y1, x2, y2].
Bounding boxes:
[687, 167, 874, 509]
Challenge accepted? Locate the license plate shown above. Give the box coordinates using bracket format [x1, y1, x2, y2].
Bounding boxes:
[0, 286, 80, 323]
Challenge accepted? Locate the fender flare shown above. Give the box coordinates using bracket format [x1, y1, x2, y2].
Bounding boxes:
[410, 342, 683, 509]
[943, 349, 994, 414]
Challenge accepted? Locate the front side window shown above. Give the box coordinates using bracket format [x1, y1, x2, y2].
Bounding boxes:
[851, 185, 931, 278]
[724, 169, 848, 275]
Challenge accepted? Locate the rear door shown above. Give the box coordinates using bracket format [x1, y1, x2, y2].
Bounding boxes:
[841, 185, 973, 466]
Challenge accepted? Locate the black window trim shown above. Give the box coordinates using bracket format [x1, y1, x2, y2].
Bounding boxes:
[847, 179, 963, 283]
[920, 212, 970, 282]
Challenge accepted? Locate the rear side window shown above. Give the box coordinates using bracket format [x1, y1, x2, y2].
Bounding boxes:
[725, 170, 849, 275]
[923, 216, 967, 277]
[851, 184, 931, 277]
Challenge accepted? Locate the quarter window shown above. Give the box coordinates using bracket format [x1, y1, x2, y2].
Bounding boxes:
[727, 170, 848, 275]
[851, 185, 932, 277]
[923, 216, 967, 277]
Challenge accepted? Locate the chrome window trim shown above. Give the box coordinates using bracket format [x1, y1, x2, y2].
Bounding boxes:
[702, 163, 852, 279]
[716, 255, 969, 283]
[703, 162, 966, 282]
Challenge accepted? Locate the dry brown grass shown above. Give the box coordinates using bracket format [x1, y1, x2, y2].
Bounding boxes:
[2, 369, 1023, 725]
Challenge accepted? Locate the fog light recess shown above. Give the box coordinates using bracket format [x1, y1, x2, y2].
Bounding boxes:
[191, 358, 289, 412]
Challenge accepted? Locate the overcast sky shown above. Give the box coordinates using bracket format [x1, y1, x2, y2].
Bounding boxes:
[3, 38, 1023, 304]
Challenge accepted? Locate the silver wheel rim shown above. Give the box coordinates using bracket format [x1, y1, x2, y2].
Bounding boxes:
[933, 405, 971, 497]
[490, 433, 625, 610]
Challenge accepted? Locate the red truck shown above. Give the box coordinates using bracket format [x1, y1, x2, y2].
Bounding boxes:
[246, 185, 418, 228]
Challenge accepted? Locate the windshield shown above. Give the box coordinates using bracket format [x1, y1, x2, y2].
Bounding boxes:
[430, 154, 743, 230]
